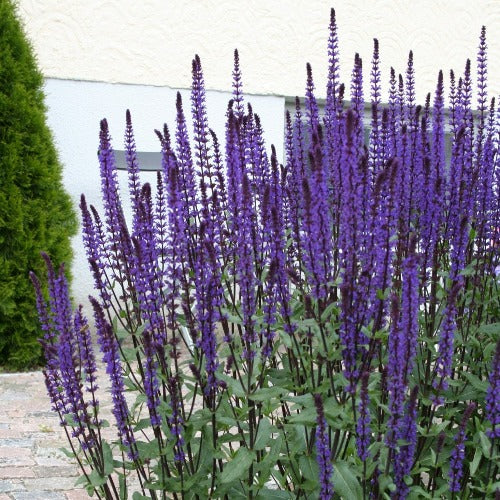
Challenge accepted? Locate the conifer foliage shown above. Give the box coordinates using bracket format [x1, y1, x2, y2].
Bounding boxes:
[0, 0, 77, 369]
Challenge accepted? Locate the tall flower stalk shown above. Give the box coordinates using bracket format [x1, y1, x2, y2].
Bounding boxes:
[31, 13, 499, 500]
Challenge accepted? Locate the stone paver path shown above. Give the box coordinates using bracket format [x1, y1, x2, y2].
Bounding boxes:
[0, 370, 88, 499]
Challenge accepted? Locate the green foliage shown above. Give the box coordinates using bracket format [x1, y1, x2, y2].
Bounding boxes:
[0, 0, 77, 369]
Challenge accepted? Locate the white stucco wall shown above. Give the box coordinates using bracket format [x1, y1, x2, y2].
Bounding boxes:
[18, 1, 500, 103]
[43, 78, 285, 308]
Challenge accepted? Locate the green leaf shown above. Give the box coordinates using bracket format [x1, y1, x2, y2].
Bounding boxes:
[332, 461, 362, 499]
[63, 413, 79, 428]
[408, 486, 432, 499]
[88, 469, 107, 487]
[260, 435, 283, 470]
[479, 431, 492, 457]
[470, 448, 482, 476]
[478, 323, 500, 337]
[226, 487, 248, 498]
[135, 439, 161, 461]
[254, 418, 272, 451]
[133, 418, 152, 432]
[217, 373, 246, 398]
[256, 490, 292, 499]
[283, 394, 314, 406]
[118, 473, 127, 500]
[299, 455, 318, 482]
[220, 447, 256, 484]
[287, 407, 317, 425]
[320, 301, 339, 322]
[462, 372, 488, 393]
[144, 479, 170, 490]
[74, 475, 89, 487]
[132, 493, 150, 500]
[102, 441, 114, 476]
[60, 447, 75, 459]
[249, 386, 286, 402]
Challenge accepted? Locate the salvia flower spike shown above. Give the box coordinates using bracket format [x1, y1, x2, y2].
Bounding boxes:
[30, 14, 499, 499]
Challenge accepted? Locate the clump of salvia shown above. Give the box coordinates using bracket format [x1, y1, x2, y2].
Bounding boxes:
[32, 9, 499, 499]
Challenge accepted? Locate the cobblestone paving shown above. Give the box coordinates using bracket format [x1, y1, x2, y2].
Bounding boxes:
[0, 371, 89, 499]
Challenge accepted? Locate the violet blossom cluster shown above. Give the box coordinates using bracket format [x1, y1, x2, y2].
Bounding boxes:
[314, 394, 334, 500]
[449, 403, 476, 492]
[31, 9, 499, 498]
[486, 341, 500, 438]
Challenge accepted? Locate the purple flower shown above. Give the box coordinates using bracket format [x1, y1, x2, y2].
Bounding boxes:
[124, 109, 141, 234]
[143, 329, 161, 427]
[392, 386, 418, 500]
[168, 376, 185, 462]
[90, 297, 138, 461]
[232, 49, 244, 119]
[284, 100, 306, 275]
[98, 120, 134, 291]
[74, 306, 98, 403]
[314, 394, 334, 500]
[367, 157, 399, 329]
[80, 196, 111, 307]
[156, 124, 196, 337]
[193, 216, 222, 398]
[356, 371, 371, 462]
[32, 257, 97, 447]
[433, 281, 462, 395]
[400, 238, 419, 384]
[387, 238, 419, 444]
[175, 91, 200, 243]
[405, 51, 416, 124]
[449, 403, 476, 492]
[237, 174, 258, 360]
[368, 38, 382, 180]
[325, 8, 340, 114]
[130, 183, 167, 347]
[51, 263, 86, 437]
[30, 270, 54, 346]
[305, 63, 319, 135]
[486, 341, 500, 438]
[386, 293, 404, 447]
[300, 121, 333, 300]
[191, 55, 212, 210]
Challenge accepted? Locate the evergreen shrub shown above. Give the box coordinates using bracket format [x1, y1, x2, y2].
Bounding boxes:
[0, 0, 77, 369]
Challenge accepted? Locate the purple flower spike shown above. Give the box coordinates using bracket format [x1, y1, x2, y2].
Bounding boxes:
[193, 217, 221, 398]
[305, 63, 319, 134]
[175, 91, 200, 239]
[433, 281, 462, 395]
[386, 294, 403, 447]
[392, 385, 418, 500]
[356, 371, 371, 462]
[168, 376, 185, 462]
[449, 403, 476, 492]
[74, 306, 98, 402]
[30, 271, 53, 345]
[326, 8, 340, 113]
[124, 109, 141, 234]
[486, 341, 500, 438]
[237, 174, 258, 360]
[90, 297, 138, 461]
[314, 394, 334, 500]
[143, 329, 161, 427]
[191, 54, 212, 210]
[232, 49, 244, 119]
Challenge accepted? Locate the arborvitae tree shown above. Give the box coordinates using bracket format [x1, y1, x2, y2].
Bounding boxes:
[0, 0, 77, 369]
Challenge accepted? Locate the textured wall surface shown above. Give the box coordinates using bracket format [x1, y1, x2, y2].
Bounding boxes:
[17, 1, 500, 103]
